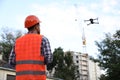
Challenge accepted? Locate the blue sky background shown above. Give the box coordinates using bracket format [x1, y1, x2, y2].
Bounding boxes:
[0, 0, 120, 57]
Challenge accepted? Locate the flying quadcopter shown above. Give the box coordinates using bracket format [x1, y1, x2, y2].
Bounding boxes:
[84, 18, 99, 26]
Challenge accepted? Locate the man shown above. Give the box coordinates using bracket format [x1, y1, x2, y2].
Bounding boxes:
[9, 15, 53, 80]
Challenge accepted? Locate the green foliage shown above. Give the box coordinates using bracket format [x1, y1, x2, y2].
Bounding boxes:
[99, 74, 107, 80]
[0, 27, 22, 62]
[47, 47, 79, 80]
[94, 30, 120, 80]
[47, 47, 64, 72]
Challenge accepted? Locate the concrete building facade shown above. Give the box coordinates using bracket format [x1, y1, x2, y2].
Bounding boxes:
[71, 52, 101, 80]
[72, 52, 89, 80]
[88, 60, 101, 80]
[0, 67, 15, 80]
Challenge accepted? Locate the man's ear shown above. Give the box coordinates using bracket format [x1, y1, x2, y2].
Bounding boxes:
[35, 25, 40, 34]
[36, 26, 40, 30]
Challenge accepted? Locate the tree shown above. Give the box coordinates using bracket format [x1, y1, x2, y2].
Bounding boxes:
[94, 30, 120, 80]
[47, 47, 80, 80]
[99, 74, 107, 80]
[0, 27, 22, 62]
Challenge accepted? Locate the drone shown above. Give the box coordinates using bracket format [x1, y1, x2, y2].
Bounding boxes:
[84, 18, 99, 26]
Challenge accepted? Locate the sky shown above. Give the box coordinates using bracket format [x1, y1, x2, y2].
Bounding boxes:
[0, 0, 120, 57]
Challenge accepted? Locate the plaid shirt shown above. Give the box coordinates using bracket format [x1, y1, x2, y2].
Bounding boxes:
[9, 35, 53, 67]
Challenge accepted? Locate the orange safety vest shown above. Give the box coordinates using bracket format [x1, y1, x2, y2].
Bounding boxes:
[15, 34, 46, 80]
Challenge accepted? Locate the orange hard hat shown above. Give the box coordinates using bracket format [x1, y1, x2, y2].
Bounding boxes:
[24, 15, 41, 28]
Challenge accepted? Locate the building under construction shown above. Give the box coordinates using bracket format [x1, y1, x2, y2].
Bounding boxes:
[71, 51, 101, 80]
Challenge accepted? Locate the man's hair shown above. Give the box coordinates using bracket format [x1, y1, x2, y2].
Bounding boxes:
[28, 23, 39, 31]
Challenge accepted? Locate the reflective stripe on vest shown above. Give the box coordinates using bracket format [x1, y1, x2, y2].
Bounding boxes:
[16, 60, 44, 65]
[16, 71, 45, 75]
[15, 34, 46, 80]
